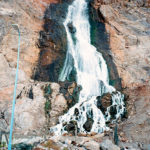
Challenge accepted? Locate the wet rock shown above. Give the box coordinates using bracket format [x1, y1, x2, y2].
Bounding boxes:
[97, 93, 112, 114]
[28, 87, 34, 99]
[89, 4, 122, 90]
[33, 1, 75, 82]
[64, 120, 78, 135]
[109, 105, 117, 119]
[12, 143, 33, 150]
[100, 139, 120, 150]
[83, 118, 94, 132]
[59, 81, 81, 109]
[34, 20, 67, 82]
[59, 81, 74, 95]
[68, 82, 77, 95]
[67, 22, 76, 33]
[74, 108, 79, 116]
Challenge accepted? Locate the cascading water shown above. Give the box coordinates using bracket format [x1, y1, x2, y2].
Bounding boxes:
[50, 0, 125, 135]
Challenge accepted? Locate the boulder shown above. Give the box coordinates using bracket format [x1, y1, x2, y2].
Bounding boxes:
[100, 139, 120, 150]
[84, 141, 100, 150]
[83, 118, 94, 132]
[97, 93, 112, 114]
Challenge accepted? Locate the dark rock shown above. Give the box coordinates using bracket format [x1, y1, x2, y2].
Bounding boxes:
[64, 120, 78, 135]
[59, 81, 73, 89]
[69, 85, 81, 108]
[59, 81, 81, 109]
[67, 22, 76, 33]
[83, 118, 94, 132]
[74, 108, 79, 116]
[110, 105, 117, 119]
[12, 143, 33, 150]
[33, 2, 74, 82]
[114, 124, 119, 145]
[28, 87, 33, 99]
[97, 93, 112, 114]
[89, 3, 122, 90]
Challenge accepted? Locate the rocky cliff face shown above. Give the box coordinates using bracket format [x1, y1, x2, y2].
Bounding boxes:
[92, 0, 150, 146]
[0, 0, 150, 149]
[0, 0, 78, 141]
[0, 0, 64, 136]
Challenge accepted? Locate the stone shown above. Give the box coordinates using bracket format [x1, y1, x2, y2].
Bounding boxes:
[49, 83, 68, 127]
[33, 1, 73, 82]
[91, 1, 150, 145]
[100, 139, 120, 150]
[83, 118, 94, 132]
[84, 141, 100, 150]
[97, 93, 112, 114]
[64, 120, 77, 135]
[67, 22, 76, 33]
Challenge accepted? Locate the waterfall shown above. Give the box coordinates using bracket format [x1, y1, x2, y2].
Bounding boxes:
[50, 0, 125, 135]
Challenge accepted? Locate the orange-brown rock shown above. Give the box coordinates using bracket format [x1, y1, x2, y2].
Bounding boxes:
[0, 0, 62, 137]
[98, 1, 150, 89]
[93, 0, 150, 145]
[0, 0, 59, 102]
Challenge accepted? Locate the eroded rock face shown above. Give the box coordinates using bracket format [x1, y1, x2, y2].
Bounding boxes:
[92, 0, 150, 145]
[49, 83, 68, 127]
[97, 93, 112, 114]
[32, 0, 74, 82]
[0, 82, 68, 136]
[0, 82, 47, 135]
[0, 0, 57, 103]
[0, 0, 149, 149]
[0, 0, 67, 137]
[59, 81, 81, 109]
[97, 1, 150, 89]
[120, 85, 150, 144]
[89, 3, 122, 90]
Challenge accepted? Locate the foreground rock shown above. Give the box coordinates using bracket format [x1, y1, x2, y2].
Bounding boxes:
[100, 139, 120, 150]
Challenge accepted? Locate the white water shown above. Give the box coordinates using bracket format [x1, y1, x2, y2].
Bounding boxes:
[50, 0, 125, 135]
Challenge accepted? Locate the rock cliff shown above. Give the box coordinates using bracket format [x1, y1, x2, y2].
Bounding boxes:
[92, 0, 150, 146]
[0, 0, 62, 137]
[0, 0, 150, 149]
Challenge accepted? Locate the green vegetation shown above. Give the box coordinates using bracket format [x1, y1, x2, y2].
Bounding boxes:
[43, 84, 52, 117]
[63, 147, 69, 150]
[44, 84, 52, 98]
[0, 142, 7, 149]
